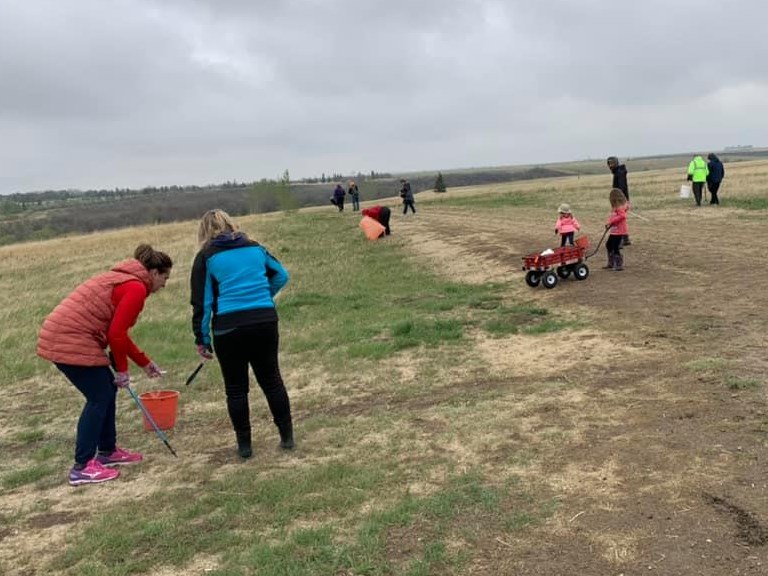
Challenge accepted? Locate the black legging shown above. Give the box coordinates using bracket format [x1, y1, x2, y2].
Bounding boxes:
[213, 322, 292, 437]
[708, 181, 721, 205]
[606, 234, 623, 256]
[692, 182, 705, 206]
[379, 207, 391, 235]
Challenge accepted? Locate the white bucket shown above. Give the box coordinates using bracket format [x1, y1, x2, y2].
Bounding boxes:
[679, 184, 692, 199]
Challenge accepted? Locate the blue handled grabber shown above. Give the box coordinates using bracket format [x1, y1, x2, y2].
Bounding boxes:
[126, 387, 178, 457]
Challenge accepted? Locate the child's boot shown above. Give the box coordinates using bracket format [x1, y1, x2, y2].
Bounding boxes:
[602, 254, 614, 269]
[613, 253, 624, 271]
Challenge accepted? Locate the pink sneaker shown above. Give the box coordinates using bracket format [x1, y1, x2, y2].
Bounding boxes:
[96, 446, 144, 466]
[68, 459, 120, 486]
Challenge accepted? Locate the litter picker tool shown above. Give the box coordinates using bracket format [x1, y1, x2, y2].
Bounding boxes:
[126, 387, 178, 457]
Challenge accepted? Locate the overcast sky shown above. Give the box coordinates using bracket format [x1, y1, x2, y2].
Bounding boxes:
[1, 0, 766, 193]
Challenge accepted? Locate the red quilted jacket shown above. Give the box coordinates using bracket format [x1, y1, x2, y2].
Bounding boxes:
[37, 259, 152, 366]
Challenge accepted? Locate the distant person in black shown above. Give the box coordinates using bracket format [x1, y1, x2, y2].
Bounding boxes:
[706, 153, 725, 205]
[607, 156, 631, 245]
[400, 179, 416, 214]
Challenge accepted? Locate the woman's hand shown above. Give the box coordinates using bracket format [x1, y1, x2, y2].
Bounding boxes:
[197, 344, 214, 360]
[144, 361, 165, 378]
[114, 372, 131, 388]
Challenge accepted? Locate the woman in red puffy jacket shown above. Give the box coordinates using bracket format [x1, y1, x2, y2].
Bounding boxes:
[37, 244, 172, 486]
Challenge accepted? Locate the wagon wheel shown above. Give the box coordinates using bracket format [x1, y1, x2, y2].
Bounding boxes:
[573, 263, 589, 280]
[556, 266, 571, 279]
[542, 271, 558, 289]
[525, 271, 541, 288]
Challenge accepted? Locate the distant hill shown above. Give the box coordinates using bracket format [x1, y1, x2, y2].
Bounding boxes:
[1, 149, 766, 245]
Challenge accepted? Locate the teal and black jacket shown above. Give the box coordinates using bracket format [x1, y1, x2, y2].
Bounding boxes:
[190, 232, 289, 346]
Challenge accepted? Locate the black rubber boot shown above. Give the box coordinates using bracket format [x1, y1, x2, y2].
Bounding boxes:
[278, 421, 294, 450]
[236, 430, 252, 459]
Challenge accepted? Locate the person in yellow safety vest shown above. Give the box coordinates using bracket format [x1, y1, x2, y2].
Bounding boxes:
[687, 155, 709, 207]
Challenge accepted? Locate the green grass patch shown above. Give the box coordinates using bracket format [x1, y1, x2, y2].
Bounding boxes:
[1, 463, 55, 490]
[431, 189, 553, 210]
[13, 429, 45, 443]
[726, 197, 768, 210]
[686, 357, 729, 372]
[521, 318, 576, 335]
[725, 375, 762, 390]
[484, 304, 553, 336]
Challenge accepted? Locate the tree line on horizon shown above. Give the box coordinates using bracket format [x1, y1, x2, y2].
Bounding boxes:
[0, 166, 579, 245]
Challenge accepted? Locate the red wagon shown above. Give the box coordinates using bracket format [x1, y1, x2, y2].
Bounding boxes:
[522, 236, 591, 289]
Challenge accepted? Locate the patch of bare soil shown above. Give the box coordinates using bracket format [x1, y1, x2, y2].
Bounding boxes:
[391, 205, 768, 575]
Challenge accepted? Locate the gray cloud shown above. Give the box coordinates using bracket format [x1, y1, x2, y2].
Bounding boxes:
[1, 0, 766, 193]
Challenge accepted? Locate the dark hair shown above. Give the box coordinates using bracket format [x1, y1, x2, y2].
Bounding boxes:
[134, 244, 173, 273]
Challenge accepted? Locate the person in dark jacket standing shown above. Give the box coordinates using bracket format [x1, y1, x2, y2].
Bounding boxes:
[607, 156, 631, 245]
[347, 181, 360, 211]
[331, 183, 346, 212]
[706, 153, 725, 205]
[400, 179, 416, 214]
[191, 209, 293, 459]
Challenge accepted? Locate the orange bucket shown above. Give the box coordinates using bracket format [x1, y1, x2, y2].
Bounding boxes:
[138, 390, 180, 431]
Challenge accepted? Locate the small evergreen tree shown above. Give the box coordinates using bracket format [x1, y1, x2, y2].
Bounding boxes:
[434, 172, 447, 193]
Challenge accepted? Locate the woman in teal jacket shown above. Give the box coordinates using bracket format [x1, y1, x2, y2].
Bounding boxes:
[190, 209, 293, 458]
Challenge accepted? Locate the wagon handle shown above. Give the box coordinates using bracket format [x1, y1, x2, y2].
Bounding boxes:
[585, 227, 611, 260]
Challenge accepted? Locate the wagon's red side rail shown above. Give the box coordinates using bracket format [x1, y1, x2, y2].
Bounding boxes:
[522, 245, 586, 271]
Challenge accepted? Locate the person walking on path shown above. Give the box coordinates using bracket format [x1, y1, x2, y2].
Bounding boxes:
[554, 203, 581, 247]
[607, 156, 631, 245]
[331, 183, 346, 212]
[348, 181, 360, 211]
[604, 188, 629, 271]
[687, 155, 709, 207]
[400, 179, 416, 214]
[706, 153, 725, 205]
[361, 205, 392, 236]
[37, 244, 173, 486]
[190, 209, 294, 459]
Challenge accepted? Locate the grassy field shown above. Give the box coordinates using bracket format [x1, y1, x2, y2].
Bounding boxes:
[1, 160, 767, 575]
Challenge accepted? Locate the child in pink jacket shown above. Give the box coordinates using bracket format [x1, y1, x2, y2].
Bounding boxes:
[554, 203, 581, 247]
[604, 188, 629, 271]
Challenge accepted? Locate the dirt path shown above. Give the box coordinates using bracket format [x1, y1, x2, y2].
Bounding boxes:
[395, 204, 768, 575]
